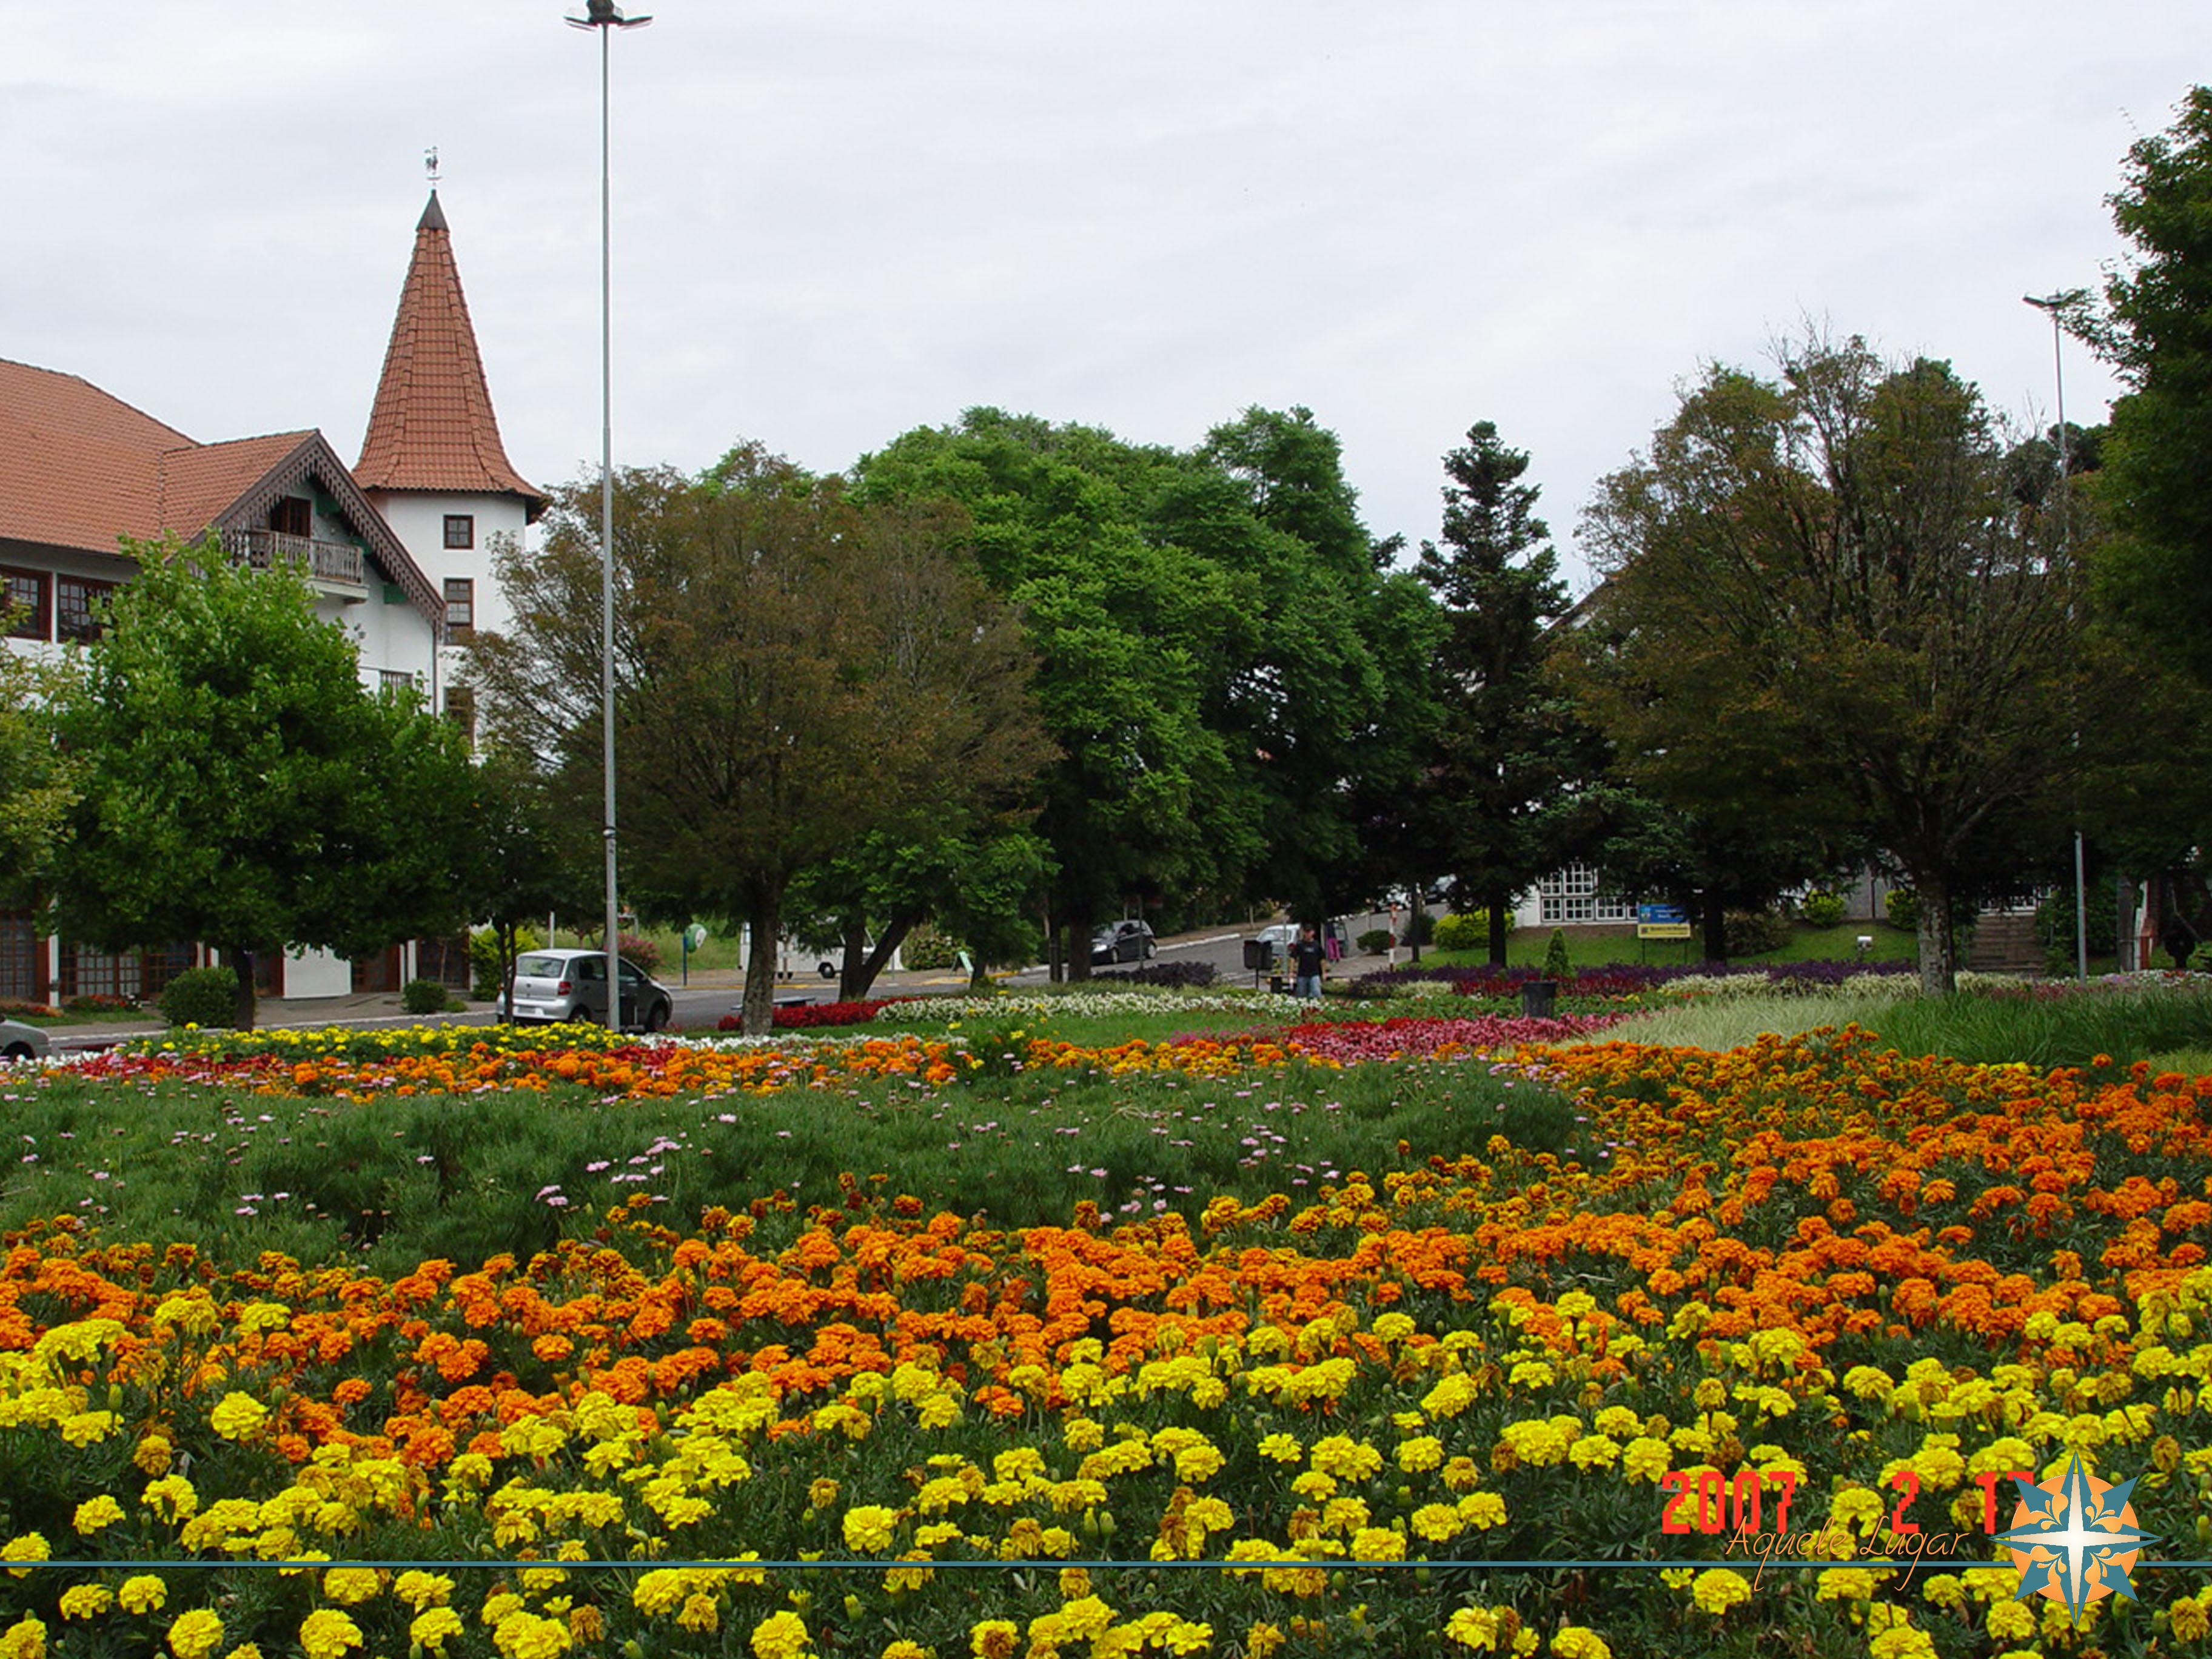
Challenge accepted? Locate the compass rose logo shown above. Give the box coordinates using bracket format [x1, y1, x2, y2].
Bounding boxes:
[1994, 1452, 2156, 1618]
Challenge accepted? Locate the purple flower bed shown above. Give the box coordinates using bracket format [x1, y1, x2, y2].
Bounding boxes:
[1354, 959, 1918, 997]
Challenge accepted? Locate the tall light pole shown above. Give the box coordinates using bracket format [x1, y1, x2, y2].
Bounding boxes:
[2025, 289, 2091, 980]
[568, 0, 651, 1016]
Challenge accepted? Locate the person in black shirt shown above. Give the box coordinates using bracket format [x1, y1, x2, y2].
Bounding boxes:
[1291, 925, 1327, 999]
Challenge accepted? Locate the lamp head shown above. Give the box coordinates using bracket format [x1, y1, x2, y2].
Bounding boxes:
[566, 1, 652, 28]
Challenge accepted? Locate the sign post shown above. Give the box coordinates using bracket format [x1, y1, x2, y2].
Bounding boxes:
[1637, 903, 1692, 942]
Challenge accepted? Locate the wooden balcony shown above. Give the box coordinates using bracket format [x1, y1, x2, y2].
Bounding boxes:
[221, 529, 367, 597]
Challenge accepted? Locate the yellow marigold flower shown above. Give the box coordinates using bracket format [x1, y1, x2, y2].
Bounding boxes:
[1413, 1503, 1463, 1542]
[1445, 1605, 1505, 1651]
[1, 1534, 50, 1578]
[59, 1586, 112, 1620]
[882, 1644, 929, 1659]
[1258, 1433, 1302, 1463]
[749, 1610, 811, 1657]
[1829, 1487, 1886, 1537]
[1457, 1492, 1508, 1530]
[1817, 1569, 1879, 1602]
[119, 1575, 169, 1614]
[971, 1618, 1021, 1658]
[395, 1572, 455, 1611]
[61, 1411, 118, 1447]
[411, 1609, 465, 1653]
[0, 1616, 45, 1659]
[843, 1506, 900, 1553]
[1350, 1527, 1405, 1561]
[167, 1609, 226, 1659]
[208, 1395, 268, 1443]
[142, 1476, 198, 1522]
[134, 1434, 175, 1477]
[1689, 1569, 1752, 1615]
[297, 1609, 363, 1659]
[1310, 1435, 1382, 1481]
[680, 1596, 719, 1635]
[1247, 1623, 1285, 1659]
[321, 1569, 380, 1606]
[1551, 1627, 1611, 1659]
[73, 1496, 126, 1535]
[492, 1609, 572, 1659]
[1620, 1438, 1671, 1484]
[1398, 1435, 1445, 1473]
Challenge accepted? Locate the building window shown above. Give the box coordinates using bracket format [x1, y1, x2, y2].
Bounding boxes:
[1537, 863, 1636, 926]
[446, 685, 477, 746]
[379, 669, 420, 695]
[3, 569, 50, 640]
[444, 514, 475, 549]
[444, 578, 475, 641]
[269, 497, 311, 538]
[55, 577, 115, 643]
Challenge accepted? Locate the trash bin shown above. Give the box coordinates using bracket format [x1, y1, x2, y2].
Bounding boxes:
[1520, 979, 1558, 1018]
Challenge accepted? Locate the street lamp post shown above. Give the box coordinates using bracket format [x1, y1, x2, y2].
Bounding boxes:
[568, 0, 651, 1017]
[2023, 289, 2091, 981]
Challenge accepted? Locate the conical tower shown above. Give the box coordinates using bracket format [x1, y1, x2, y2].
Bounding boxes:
[358, 190, 541, 724]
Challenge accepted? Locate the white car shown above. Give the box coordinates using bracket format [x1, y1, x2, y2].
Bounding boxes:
[1, 1019, 51, 1063]
[496, 950, 674, 1031]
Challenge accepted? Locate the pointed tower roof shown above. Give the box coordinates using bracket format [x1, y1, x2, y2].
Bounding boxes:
[356, 191, 543, 516]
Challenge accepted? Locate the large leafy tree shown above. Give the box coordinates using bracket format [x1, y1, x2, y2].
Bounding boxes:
[1412, 422, 1590, 964]
[473, 451, 1051, 1031]
[2086, 85, 2212, 683]
[1571, 337, 2102, 993]
[853, 406, 1409, 968]
[50, 535, 481, 1025]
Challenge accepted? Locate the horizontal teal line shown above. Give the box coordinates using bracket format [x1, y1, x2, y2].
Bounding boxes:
[10, 1558, 2211, 1574]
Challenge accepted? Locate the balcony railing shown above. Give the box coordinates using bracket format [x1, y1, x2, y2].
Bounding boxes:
[221, 529, 366, 591]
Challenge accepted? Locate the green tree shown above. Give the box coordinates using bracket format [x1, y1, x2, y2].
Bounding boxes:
[0, 621, 79, 909]
[1572, 337, 2100, 993]
[460, 743, 601, 1020]
[473, 452, 1051, 1033]
[1413, 422, 1591, 964]
[50, 535, 481, 1025]
[2085, 86, 2212, 683]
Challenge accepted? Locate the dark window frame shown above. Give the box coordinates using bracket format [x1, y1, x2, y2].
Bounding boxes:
[55, 576, 115, 643]
[443, 577, 475, 641]
[2, 568, 51, 641]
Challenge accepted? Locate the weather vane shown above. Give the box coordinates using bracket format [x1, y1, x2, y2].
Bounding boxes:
[424, 147, 441, 187]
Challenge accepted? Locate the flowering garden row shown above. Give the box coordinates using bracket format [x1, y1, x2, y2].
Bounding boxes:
[0, 1023, 2208, 1655]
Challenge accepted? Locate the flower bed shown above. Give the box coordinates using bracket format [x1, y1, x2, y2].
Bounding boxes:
[0, 1030, 2208, 1654]
[1356, 959, 1920, 999]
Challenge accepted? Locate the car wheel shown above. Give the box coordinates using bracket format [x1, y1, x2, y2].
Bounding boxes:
[645, 1000, 671, 1033]
[819, 962, 836, 980]
[1142, 939, 1156, 960]
[2, 1044, 32, 1062]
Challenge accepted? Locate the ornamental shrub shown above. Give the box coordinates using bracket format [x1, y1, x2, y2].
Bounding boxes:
[1723, 909, 1792, 957]
[2192, 942, 2212, 973]
[1101, 960, 1218, 988]
[2033, 887, 2117, 971]
[1431, 911, 1490, 952]
[1401, 909, 1436, 948]
[1356, 928, 1393, 956]
[1800, 890, 1846, 928]
[157, 966, 238, 1029]
[1542, 928, 1575, 982]
[902, 925, 959, 971]
[1885, 887, 1922, 933]
[401, 978, 449, 1017]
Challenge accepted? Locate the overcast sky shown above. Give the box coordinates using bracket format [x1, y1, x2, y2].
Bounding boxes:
[8, 2, 2205, 589]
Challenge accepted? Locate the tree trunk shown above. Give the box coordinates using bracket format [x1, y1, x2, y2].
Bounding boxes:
[1408, 890, 1425, 964]
[498, 921, 519, 1025]
[1044, 903, 1063, 984]
[1700, 895, 1728, 964]
[843, 908, 919, 1002]
[839, 913, 871, 1004]
[742, 883, 782, 1036]
[226, 946, 259, 1030]
[1485, 885, 1509, 967]
[1065, 903, 1093, 982]
[1914, 874, 1957, 996]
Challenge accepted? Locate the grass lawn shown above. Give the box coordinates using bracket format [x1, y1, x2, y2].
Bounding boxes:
[1406, 917, 1920, 972]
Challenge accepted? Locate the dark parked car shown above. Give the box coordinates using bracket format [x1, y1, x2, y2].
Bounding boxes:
[497, 950, 675, 1030]
[1091, 919, 1157, 964]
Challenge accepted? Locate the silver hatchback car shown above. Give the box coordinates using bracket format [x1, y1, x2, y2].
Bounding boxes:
[0, 1019, 50, 1063]
[497, 950, 675, 1031]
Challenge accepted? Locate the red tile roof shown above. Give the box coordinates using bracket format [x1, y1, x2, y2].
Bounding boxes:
[355, 192, 543, 511]
[0, 357, 443, 629]
[0, 358, 193, 552]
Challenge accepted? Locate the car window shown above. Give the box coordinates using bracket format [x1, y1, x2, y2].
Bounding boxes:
[574, 957, 606, 981]
[619, 964, 642, 984]
[515, 955, 565, 978]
